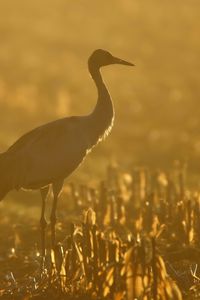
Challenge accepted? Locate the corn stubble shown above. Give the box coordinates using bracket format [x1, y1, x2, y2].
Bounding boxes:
[1, 163, 200, 299]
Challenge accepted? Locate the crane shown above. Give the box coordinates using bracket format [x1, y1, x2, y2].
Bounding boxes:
[0, 49, 134, 257]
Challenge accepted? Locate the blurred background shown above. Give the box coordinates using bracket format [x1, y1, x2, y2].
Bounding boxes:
[1, 2, 200, 295]
[0, 0, 200, 194]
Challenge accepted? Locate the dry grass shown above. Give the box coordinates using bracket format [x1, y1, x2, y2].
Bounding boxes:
[1, 163, 200, 299]
[0, 1, 200, 299]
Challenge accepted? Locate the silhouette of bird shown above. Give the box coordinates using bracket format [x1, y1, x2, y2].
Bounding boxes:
[0, 49, 134, 255]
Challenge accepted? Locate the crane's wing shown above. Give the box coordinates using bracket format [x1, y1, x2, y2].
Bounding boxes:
[5, 117, 90, 189]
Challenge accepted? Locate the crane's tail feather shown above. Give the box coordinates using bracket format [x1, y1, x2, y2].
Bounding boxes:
[0, 152, 13, 201]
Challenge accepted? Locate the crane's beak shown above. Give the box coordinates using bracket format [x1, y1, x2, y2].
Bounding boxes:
[112, 56, 135, 66]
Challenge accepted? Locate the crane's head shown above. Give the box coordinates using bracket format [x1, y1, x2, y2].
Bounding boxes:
[88, 49, 134, 68]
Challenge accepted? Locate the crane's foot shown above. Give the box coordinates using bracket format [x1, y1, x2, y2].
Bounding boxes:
[49, 217, 58, 276]
[40, 217, 47, 273]
[40, 256, 48, 277]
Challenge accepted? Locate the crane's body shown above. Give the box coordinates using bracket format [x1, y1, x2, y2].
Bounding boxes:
[0, 49, 133, 255]
[1, 116, 97, 191]
[1, 110, 113, 192]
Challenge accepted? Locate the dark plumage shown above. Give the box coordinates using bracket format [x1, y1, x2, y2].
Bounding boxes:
[0, 49, 134, 254]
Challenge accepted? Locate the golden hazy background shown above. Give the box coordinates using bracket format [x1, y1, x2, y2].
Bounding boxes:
[1, 3, 200, 295]
[0, 0, 200, 184]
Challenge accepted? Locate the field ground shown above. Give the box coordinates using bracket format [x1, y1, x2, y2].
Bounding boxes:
[0, 0, 200, 299]
[1, 164, 200, 299]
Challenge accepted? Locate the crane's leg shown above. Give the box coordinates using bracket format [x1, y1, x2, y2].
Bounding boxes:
[40, 186, 49, 270]
[51, 179, 64, 249]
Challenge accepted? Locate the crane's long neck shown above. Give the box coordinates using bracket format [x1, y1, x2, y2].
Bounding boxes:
[88, 62, 114, 144]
